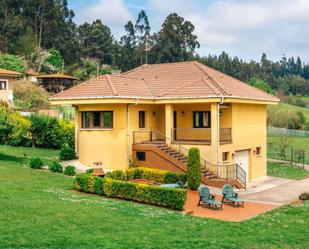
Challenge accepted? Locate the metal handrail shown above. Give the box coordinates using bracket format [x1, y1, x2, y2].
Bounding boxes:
[133, 129, 244, 187]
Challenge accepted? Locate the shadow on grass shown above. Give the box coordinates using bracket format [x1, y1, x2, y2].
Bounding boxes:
[0, 152, 25, 164]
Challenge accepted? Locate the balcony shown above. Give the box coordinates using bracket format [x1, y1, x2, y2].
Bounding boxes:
[133, 128, 232, 145]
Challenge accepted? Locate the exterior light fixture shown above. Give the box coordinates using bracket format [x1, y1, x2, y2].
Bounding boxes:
[181, 111, 185, 116]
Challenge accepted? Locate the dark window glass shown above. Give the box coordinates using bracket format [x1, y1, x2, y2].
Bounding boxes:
[103, 111, 113, 128]
[222, 152, 229, 161]
[81, 111, 113, 128]
[83, 112, 91, 128]
[256, 147, 262, 156]
[193, 111, 211, 128]
[93, 112, 101, 127]
[139, 111, 146, 128]
[0, 81, 7, 90]
[136, 151, 146, 161]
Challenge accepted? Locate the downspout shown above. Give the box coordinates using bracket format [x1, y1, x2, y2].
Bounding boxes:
[217, 97, 224, 176]
[126, 104, 131, 166]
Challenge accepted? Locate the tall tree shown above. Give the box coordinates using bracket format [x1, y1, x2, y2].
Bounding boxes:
[150, 13, 200, 63]
[79, 19, 114, 65]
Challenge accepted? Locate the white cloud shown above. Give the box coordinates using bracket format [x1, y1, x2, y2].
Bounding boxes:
[77, 0, 133, 38]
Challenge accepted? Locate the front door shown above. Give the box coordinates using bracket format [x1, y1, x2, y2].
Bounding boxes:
[234, 150, 249, 182]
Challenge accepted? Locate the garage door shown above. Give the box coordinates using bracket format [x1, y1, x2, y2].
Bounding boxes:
[234, 150, 249, 182]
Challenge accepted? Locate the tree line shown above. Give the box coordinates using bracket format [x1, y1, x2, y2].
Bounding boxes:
[1, 0, 309, 96]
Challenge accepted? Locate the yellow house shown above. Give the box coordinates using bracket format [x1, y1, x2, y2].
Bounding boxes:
[51, 61, 279, 187]
[0, 68, 21, 106]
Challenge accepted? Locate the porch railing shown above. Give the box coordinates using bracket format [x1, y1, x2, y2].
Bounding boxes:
[133, 129, 245, 188]
[171, 128, 232, 143]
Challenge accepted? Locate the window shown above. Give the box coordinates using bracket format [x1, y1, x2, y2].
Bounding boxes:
[81, 111, 113, 129]
[139, 111, 146, 128]
[222, 152, 229, 162]
[0, 81, 7, 90]
[193, 111, 211, 128]
[256, 147, 262, 156]
[136, 151, 146, 161]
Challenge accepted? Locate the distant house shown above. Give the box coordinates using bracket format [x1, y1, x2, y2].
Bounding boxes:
[25, 69, 40, 83]
[50, 61, 279, 188]
[36, 73, 79, 94]
[0, 68, 21, 106]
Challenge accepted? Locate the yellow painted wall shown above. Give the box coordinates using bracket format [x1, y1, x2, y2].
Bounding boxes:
[75, 101, 267, 180]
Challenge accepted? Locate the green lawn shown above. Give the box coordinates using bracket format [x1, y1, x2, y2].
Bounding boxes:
[268, 136, 309, 164]
[0, 146, 309, 248]
[267, 161, 309, 180]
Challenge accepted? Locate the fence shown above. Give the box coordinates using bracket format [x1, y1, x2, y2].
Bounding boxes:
[268, 127, 309, 137]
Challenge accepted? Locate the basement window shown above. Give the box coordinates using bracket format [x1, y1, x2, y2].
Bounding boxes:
[136, 151, 146, 161]
[222, 152, 229, 162]
[256, 147, 262, 156]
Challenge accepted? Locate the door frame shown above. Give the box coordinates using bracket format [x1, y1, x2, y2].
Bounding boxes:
[234, 149, 250, 182]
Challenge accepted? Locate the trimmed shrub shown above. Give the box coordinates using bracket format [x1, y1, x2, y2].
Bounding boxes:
[48, 161, 63, 173]
[29, 157, 44, 169]
[59, 146, 76, 161]
[64, 165, 76, 176]
[126, 167, 187, 184]
[88, 176, 187, 210]
[187, 148, 201, 190]
[299, 192, 309, 201]
[85, 168, 93, 174]
[74, 174, 187, 210]
[105, 170, 126, 180]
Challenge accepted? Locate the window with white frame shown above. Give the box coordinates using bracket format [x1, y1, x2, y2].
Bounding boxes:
[0, 80, 7, 90]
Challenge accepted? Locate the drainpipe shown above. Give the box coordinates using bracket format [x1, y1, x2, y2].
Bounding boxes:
[217, 97, 224, 176]
[126, 104, 131, 166]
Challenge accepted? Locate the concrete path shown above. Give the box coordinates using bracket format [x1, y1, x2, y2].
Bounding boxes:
[241, 178, 309, 205]
[208, 176, 309, 206]
[268, 158, 309, 171]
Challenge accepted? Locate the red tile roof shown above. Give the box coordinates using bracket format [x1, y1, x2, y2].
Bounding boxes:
[51, 61, 279, 102]
[0, 68, 21, 77]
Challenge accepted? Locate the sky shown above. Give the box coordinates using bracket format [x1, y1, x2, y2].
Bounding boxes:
[68, 0, 309, 63]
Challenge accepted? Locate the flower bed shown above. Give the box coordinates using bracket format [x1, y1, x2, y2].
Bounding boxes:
[74, 173, 187, 210]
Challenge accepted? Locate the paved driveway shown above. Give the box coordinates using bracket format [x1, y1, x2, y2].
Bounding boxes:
[242, 178, 309, 205]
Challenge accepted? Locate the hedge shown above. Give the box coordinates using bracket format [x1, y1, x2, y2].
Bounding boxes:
[74, 174, 187, 210]
[124, 167, 187, 184]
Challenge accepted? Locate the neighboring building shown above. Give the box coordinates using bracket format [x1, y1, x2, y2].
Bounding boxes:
[0, 68, 21, 106]
[25, 69, 40, 83]
[37, 73, 79, 94]
[50, 61, 279, 187]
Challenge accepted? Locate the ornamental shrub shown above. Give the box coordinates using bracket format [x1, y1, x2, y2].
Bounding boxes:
[85, 168, 93, 174]
[29, 157, 44, 169]
[8, 112, 32, 147]
[64, 165, 76, 176]
[48, 161, 63, 173]
[299, 192, 309, 201]
[126, 167, 187, 184]
[105, 170, 126, 180]
[59, 146, 76, 161]
[187, 148, 201, 190]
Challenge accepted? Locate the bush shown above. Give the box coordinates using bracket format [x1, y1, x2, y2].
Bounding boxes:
[29, 157, 44, 169]
[126, 167, 187, 184]
[48, 161, 63, 173]
[0, 54, 26, 73]
[59, 146, 76, 161]
[85, 168, 93, 174]
[299, 192, 309, 201]
[64, 165, 76, 176]
[187, 148, 201, 190]
[8, 112, 32, 147]
[105, 170, 126, 180]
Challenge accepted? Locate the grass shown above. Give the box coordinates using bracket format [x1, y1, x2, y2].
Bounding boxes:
[268, 103, 309, 126]
[268, 136, 309, 164]
[0, 145, 309, 248]
[267, 161, 309, 180]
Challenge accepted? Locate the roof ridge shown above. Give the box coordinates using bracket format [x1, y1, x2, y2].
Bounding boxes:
[194, 61, 230, 96]
[200, 77, 221, 95]
[106, 74, 118, 96]
[159, 77, 206, 97]
[141, 78, 157, 98]
[201, 62, 278, 99]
